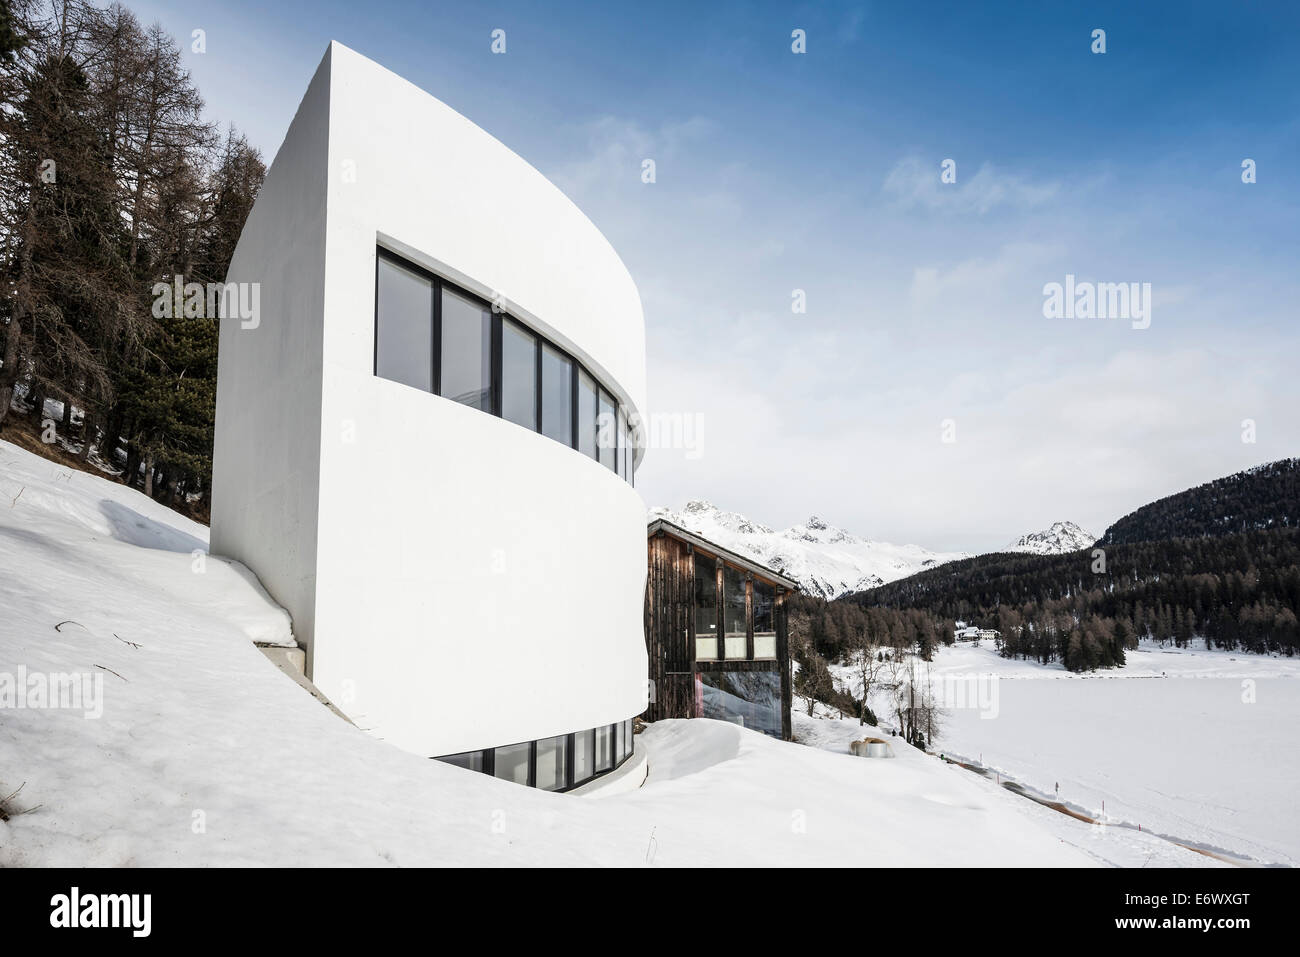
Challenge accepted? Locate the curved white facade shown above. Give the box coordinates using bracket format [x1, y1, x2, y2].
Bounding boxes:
[212, 43, 648, 761]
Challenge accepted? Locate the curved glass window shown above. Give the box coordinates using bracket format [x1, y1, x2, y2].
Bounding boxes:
[501, 319, 537, 430]
[597, 390, 617, 472]
[440, 287, 491, 411]
[577, 370, 598, 459]
[375, 258, 433, 392]
[434, 718, 637, 792]
[375, 247, 635, 483]
[541, 344, 573, 446]
[536, 734, 568, 792]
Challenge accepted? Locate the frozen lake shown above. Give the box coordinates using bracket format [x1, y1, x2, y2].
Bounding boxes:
[927, 643, 1300, 865]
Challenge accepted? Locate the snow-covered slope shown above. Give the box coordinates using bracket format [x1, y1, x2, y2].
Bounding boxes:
[650, 501, 967, 599]
[1002, 520, 1095, 555]
[0, 440, 1098, 866]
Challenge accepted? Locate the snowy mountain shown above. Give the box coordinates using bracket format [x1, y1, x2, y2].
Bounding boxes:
[648, 500, 968, 599]
[1002, 521, 1096, 555]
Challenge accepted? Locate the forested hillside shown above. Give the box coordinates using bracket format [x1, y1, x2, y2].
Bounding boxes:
[848, 527, 1300, 669]
[1099, 458, 1299, 545]
[0, 0, 264, 518]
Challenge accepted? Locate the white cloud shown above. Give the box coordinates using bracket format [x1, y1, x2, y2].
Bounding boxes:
[884, 156, 1059, 214]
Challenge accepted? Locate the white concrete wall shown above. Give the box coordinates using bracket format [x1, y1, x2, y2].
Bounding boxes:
[210, 46, 332, 658]
[212, 43, 648, 758]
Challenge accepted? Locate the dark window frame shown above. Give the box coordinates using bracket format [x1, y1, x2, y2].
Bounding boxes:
[432, 718, 636, 793]
[375, 247, 633, 483]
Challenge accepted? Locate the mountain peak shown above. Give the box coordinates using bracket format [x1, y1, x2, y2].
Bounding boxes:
[649, 501, 966, 599]
[1004, 521, 1095, 555]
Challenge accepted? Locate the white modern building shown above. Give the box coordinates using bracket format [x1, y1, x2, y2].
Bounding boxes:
[211, 42, 648, 790]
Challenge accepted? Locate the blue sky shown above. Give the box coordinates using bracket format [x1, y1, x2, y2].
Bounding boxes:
[137, 0, 1300, 551]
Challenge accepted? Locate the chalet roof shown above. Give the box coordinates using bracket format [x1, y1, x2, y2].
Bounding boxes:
[646, 519, 802, 591]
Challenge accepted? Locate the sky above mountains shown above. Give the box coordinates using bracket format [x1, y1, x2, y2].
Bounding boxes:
[136, 0, 1300, 551]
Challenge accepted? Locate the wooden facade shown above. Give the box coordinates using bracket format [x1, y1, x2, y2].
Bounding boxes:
[644, 520, 797, 740]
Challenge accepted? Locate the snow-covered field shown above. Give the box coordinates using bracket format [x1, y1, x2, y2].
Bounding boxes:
[0, 438, 1119, 867]
[834, 641, 1300, 867]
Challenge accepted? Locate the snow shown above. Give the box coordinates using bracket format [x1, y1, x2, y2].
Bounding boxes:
[790, 698, 1228, 868]
[1001, 520, 1096, 555]
[830, 640, 1300, 866]
[1, 439, 1100, 866]
[649, 500, 968, 599]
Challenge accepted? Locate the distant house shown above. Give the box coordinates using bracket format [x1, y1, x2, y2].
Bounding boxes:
[644, 519, 799, 739]
[955, 624, 1000, 642]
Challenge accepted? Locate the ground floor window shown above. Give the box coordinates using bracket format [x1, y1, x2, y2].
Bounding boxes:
[433, 717, 637, 791]
[594, 723, 613, 772]
[536, 735, 568, 791]
[438, 749, 486, 772]
[494, 742, 531, 786]
[696, 671, 782, 738]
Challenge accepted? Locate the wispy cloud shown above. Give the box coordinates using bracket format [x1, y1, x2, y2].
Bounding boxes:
[884, 156, 1060, 214]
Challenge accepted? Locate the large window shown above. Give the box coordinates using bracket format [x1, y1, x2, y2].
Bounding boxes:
[536, 735, 567, 792]
[577, 370, 597, 459]
[597, 389, 617, 471]
[616, 407, 628, 480]
[724, 566, 748, 659]
[698, 672, 782, 738]
[541, 344, 572, 445]
[573, 728, 595, 785]
[694, 557, 718, 660]
[753, 581, 777, 659]
[494, 742, 531, 786]
[440, 287, 491, 411]
[433, 717, 636, 792]
[501, 319, 537, 429]
[436, 750, 486, 772]
[375, 258, 433, 392]
[594, 724, 613, 772]
[374, 249, 636, 484]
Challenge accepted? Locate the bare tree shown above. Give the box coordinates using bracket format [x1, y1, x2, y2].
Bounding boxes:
[849, 620, 885, 725]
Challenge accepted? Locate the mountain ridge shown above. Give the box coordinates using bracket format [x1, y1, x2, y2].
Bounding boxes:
[648, 501, 968, 599]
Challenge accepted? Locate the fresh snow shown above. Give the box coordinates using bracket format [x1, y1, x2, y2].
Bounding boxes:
[831, 640, 1300, 866]
[1001, 520, 1096, 555]
[649, 501, 967, 599]
[1, 439, 1106, 866]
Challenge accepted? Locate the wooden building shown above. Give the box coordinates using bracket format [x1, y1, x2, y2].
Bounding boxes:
[644, 519, 799, 740]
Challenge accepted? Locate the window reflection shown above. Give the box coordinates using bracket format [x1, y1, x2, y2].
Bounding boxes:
[501, 319, 537, 429]
[376, 258, 432, 392]
[440, 287, 491, 411]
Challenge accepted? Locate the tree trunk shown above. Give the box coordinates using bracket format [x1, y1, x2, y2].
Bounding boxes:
[78, 416, 97, 461]
[29, 384, 45, 424]
[0, 318, 18, 432]
[102, 408, 124, 462]
[0, 171, 37, 434]
[124, 444, 140, 487]
[143, 453, 155, 497]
